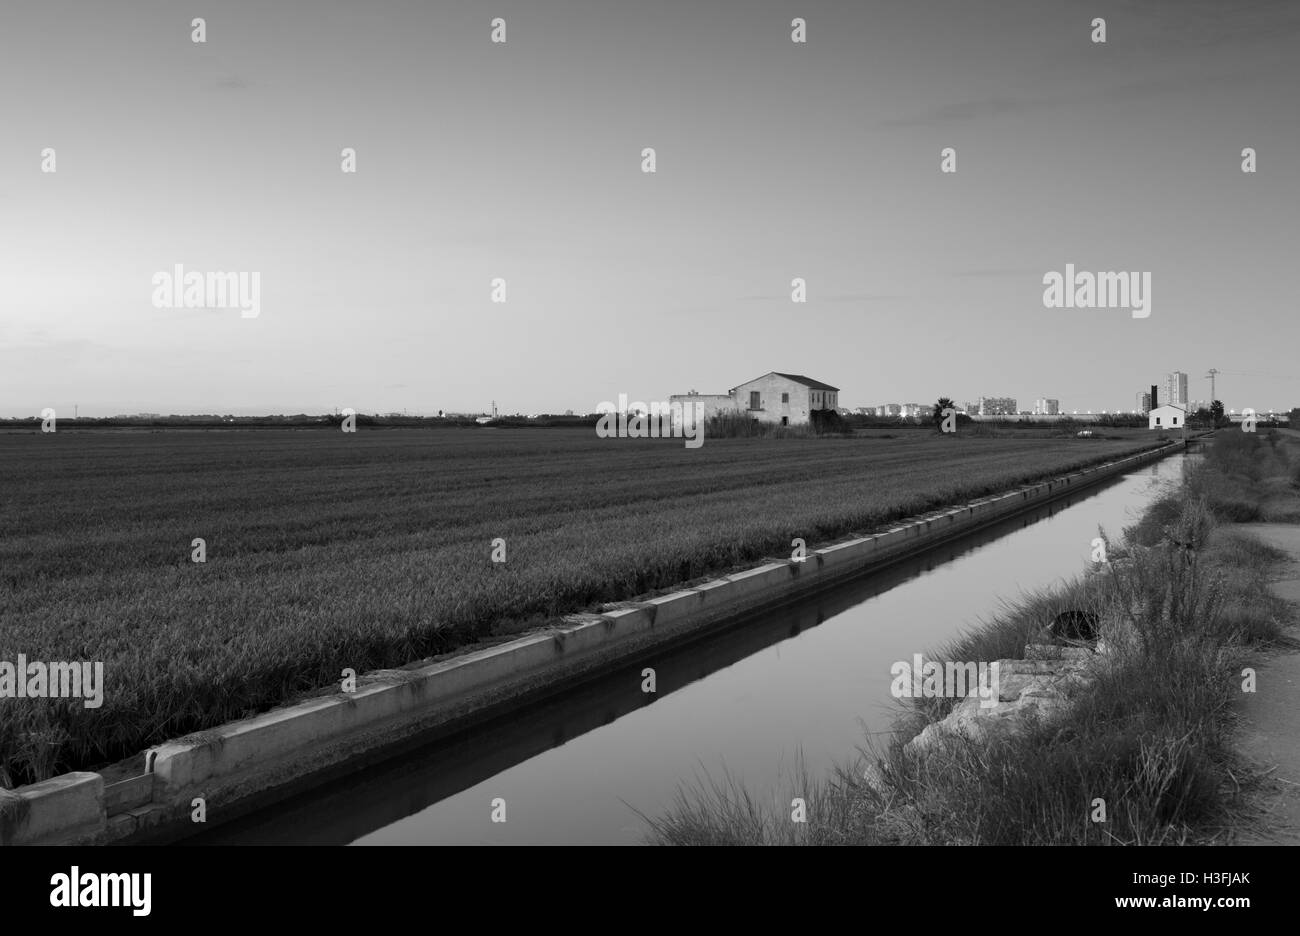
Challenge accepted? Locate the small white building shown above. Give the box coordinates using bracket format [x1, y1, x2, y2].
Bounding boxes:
[1148, 403, 1185, 430]
[665, 392, 736, 424]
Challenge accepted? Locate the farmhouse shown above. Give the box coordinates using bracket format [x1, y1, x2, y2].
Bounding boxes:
[669, 372, 840, 427]
[1148, 403, 1185, 430]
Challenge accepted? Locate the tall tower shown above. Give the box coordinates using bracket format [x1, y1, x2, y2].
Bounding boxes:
[1164, 371, 1189, 408]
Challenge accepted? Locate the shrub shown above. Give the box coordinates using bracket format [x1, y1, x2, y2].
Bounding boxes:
[1124, 491, 1185, 546]
[809, 408, 850, 435]
[703, 411, 812, 439]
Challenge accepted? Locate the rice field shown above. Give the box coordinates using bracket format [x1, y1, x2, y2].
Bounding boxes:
[0, 426, 1165, 784]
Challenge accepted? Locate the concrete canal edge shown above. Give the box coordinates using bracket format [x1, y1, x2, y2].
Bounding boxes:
[0, 441, 1182, 846]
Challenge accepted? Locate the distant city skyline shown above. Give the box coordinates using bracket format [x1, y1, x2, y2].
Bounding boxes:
[19, 375, 1294, 422]
[14, 364, 1296, 420]
[5, 351, 1289, 419]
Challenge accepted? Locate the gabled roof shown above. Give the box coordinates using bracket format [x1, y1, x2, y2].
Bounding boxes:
[1150, 403, 1186, 412]
[733, 371, 840, 392]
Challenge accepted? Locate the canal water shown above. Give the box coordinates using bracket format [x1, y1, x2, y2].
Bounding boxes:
[196, 452, 1188, 845]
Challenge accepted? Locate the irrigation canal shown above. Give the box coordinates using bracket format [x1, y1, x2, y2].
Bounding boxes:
[192, 451, 1190, 845]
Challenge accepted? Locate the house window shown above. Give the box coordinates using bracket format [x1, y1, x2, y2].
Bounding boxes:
[781, 393, 789, 404]
[749, 391, 760, 410]
[1155, 417, 1162, 426]
[781, 416, 789, 426]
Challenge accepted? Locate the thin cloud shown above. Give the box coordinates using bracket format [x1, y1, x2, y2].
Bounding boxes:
[738, 293, 902, 302]
[879, 95, 1055, 128]
[821, 294, 905, 303]
[951, 269, 1041, 279]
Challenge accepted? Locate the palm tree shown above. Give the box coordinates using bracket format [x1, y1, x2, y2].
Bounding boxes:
[933, 397, 955, 430]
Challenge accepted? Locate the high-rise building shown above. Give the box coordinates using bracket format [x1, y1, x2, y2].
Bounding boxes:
[1136, 391, 1152, 414]
[1164, 371, 1189, 408]
[978, 396, 1018, 416]
[1033, 398, 1060, 415]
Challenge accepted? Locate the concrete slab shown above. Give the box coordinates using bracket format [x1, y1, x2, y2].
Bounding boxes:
[722, 562, 793, 601]
[815, 539, 871, 573]
[0, 771, 104, 845]
[646, 589, 706, 628]
[104, 773, 153, 816]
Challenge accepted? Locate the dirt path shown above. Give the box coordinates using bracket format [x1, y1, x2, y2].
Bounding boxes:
[1231, 523, 1300, 845]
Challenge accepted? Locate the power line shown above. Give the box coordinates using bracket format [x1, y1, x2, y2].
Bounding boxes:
[1215, 371, 1300, 381]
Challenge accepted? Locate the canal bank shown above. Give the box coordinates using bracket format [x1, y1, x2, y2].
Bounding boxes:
[1231, 523, 1300, 845]
[0, 441, 1182, 846]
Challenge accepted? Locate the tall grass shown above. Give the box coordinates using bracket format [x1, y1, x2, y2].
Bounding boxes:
[1184, 429, 1299, 522]
[703, 411, 812, 439]
[637, 758, 869, 846]
[702, 410, 852, 438]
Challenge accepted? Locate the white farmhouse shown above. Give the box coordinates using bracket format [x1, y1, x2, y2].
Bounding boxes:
[1148, 403, 1185, 430]
[670, 372, 840, 427]
[731, 372, 839, 425]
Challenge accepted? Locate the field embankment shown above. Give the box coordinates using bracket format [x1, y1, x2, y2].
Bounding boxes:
[1, 427, 1165, 786]
[1230, 523, 1300, 844]
[647, 429, 1300, 845]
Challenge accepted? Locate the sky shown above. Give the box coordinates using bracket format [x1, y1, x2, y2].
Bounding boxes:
[1, 0, 1298, 417]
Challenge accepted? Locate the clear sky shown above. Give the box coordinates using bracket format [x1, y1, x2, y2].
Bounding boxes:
[2, 0, 1297, 417]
